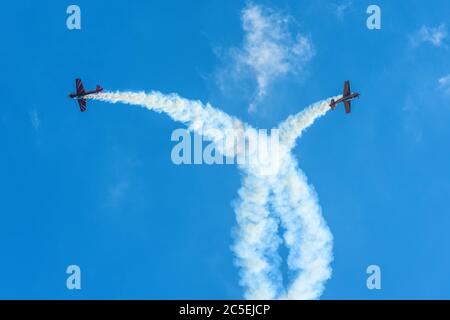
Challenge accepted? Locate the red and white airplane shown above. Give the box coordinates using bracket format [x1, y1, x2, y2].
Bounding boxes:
[329, 81, 360, 114]
[68, 79, 103, 112]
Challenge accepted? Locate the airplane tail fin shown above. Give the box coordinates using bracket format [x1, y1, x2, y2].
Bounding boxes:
[96, 85, 103, 92]
[330, 99, 335, 110]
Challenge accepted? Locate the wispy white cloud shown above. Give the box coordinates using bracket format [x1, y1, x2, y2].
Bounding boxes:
[438, 74, 450, 93]
[29, 110, 40, 130]
[330, 1, 352, 21]
[411, 24, 447, 47]
[104, 156, 140, 208]
[219, 3, 314, 112]
[402, 96, 423, 143]
[106, 179, 130, 207]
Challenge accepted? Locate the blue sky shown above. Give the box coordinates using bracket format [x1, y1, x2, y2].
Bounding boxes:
[1, 0, 450, 299]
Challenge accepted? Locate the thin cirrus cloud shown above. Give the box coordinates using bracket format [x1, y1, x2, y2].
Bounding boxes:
[29, 110, 40, 130]
[218, 4, 315, 112]
[438, 74, 450, 93]
[106, 179, 130, 208]
[411, 24, 447, 47]
[331, 1, 352, 21]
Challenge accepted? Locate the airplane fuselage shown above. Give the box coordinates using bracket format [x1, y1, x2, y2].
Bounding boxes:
[68, 89, 99, 99]
[331, 92, 360, 106]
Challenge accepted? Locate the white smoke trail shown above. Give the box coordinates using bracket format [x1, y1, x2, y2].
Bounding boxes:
[233, 98, 338, 299]
[86, 91, 249, 157]
[232, 171, 282, 299]
[272, 155, 333, 299]
[278, 95, 341, 149]
[86, 90, 336, 299]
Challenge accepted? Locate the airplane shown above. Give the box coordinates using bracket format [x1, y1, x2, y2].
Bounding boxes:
[329, 80, 360, 114]
[68, 78, 103, 112]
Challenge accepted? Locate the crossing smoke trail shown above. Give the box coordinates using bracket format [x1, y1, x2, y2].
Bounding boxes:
[86, 91, 341, 299]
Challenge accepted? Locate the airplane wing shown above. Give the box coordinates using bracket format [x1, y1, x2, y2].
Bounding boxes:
[78, 99, 87, 112]
[76, 78, 86, 95]
[343, 81, 350, 97]
[344, 100, 351, 113]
